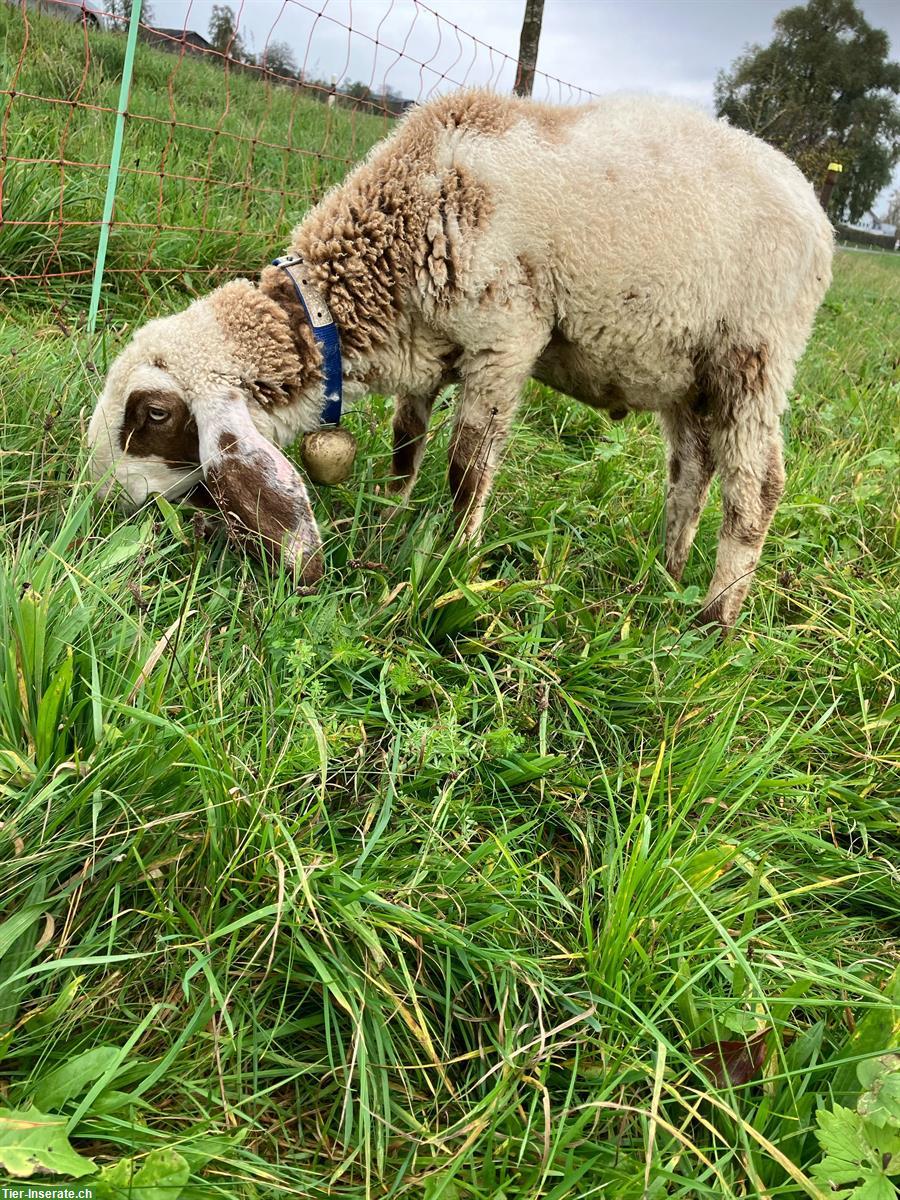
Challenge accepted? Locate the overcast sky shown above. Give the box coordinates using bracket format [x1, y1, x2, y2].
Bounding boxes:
[147, 0, 900, 213]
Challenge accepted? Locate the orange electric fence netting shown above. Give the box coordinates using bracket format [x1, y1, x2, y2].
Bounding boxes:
[0, 0, 596, 308]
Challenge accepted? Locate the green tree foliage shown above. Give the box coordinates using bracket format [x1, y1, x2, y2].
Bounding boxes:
[260, 39, 298, 79]
[715, 0, 900, 222]
[105, 0, 154, 25]
[338, 81, 408, 116]
[207, 3, 247, 62]
[343, 80, 375, 112]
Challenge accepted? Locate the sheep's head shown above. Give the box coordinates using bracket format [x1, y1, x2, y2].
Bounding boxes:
[87, 280, 326, 585]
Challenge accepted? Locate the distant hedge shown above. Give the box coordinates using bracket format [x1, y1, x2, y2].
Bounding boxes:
[835, 224, 898, 251]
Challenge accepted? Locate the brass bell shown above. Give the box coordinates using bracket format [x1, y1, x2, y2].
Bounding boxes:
[299, 426, 358, 485]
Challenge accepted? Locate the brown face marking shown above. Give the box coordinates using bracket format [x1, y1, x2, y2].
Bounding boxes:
[206, 431, 323, 585]
[120, 390, 199, 466]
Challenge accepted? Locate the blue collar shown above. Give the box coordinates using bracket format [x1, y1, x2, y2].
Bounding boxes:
[272, 253, 343, 426]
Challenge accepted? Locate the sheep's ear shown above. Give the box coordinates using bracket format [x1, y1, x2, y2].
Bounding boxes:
[195, 388, 323, 585]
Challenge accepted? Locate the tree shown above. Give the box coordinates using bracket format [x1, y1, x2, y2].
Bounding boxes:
[106, 0, 154, 26]
[381, 86, 408, 117]
[342, 81, 376, 112]
[886, 188, 900, 229]
[715, 0, 900, 222]
[514, 0, 544, 98]
[208, 4, 247, 62]
[260, 40, 297, 79]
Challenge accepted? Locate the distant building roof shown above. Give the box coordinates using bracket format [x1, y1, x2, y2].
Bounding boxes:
[141, 27, 214, 53]
[845, 221, 897, 237]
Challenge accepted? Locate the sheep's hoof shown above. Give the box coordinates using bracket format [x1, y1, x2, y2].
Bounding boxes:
[300, 427, 357, 485]
[694, 599, 731, 635]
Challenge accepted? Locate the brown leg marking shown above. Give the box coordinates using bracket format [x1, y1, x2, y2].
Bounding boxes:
[694, 595, 726, 629]
[760, 443, 785, 517]
[659, 405, 715, 582]
[389, 393, 435, 498]
[391, 413, 425, 488]
[694, 332, 770, 424]
[700, 434, 785, 629]
[446, 315, 548, 541]
[689, 330, 786, 628]
[449, 420, 496, 532]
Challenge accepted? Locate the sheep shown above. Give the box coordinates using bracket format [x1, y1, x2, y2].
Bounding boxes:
[88, 88, 834, 626]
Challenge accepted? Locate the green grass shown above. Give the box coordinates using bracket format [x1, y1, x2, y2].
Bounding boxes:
[0, 2, 388, 297]
[2, 6, 900, 1197]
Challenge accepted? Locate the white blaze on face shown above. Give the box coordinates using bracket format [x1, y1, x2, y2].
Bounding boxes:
[110, 458, 202, 510]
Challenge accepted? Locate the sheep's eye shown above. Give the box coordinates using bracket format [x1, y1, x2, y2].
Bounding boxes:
[147, 406, 170, 423]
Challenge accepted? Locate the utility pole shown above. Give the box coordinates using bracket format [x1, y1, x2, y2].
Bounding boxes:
[514, 0, 545, 97]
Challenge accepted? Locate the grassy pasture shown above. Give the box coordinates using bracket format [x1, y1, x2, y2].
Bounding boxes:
[0, 2, 388, 295]
[1, 6, 900, 1197]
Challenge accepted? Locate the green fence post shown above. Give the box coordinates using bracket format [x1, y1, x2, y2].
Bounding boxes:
[87, 0, 143, 334]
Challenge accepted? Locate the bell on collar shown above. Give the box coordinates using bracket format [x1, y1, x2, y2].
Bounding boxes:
[300, 426, 357, 485]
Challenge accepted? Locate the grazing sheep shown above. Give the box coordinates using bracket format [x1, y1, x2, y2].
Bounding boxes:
[88, 88, 833, 626]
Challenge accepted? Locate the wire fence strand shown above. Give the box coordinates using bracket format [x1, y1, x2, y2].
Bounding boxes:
[0, 0, 598, 304]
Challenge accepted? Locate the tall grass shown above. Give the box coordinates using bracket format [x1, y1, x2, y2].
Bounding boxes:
[1, 5, 899, 1195]
[0, 3, 387, 293]
[0, 250, 896, 1197]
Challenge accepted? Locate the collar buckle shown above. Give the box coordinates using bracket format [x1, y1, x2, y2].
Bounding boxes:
[272, 254, 343, 425]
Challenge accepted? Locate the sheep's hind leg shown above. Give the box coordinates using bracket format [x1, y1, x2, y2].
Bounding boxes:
[699, 417, 785, 629]
[658, 404, 714, 581]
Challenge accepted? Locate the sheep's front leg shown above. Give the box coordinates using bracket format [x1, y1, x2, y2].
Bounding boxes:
[449, 340, 542, 540]
[449, 416, 511, 539]
[389, 392, 435, 500]
[658, 405, 715, 581]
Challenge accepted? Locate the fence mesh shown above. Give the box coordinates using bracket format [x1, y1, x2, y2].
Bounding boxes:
[0, 0, 597, 308]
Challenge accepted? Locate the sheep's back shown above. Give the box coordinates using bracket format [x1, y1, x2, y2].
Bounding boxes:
[442, 93, 832, 358]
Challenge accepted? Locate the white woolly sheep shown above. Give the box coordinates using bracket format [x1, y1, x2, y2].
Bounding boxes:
[88, 88, 833, 627]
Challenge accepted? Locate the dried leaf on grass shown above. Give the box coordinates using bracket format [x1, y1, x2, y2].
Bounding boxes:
[691, 1028, 769, 1088]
